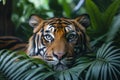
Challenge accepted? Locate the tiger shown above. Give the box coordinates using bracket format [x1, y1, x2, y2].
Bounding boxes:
[27, 14, 90, 70]
[0, 36, 27, 51]
[0, 14, 90, 70]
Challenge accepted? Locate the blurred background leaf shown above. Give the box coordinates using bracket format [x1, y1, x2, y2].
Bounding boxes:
[86, 0, 120, 48]
[0, 0, 6, 5]
[10, 0, 120, 46]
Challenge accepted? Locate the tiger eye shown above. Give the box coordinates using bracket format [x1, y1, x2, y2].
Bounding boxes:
[44, 34, 54, 42]
[66, 32, 77, 42]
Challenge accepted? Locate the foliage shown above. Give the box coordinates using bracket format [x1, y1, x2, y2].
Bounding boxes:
[86, 0, 120, 40]
[11, 0, 80, 41]
[11, 0, 120, 45]
[85, 42, 120, 80]
[0, 50, 53, 80]
[0, 42, 120, 80]
[85, 0, 120, 49]
[93, 0, 114, 12]
[0, 0, 6, 5]
[107, 14, 120, 44]
[0, 0, 120, 80]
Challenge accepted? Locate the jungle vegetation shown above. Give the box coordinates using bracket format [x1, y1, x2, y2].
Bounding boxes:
[0, 0, 120, 80]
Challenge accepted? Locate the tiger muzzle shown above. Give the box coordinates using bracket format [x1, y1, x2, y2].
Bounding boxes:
[53, 52, 67, 60]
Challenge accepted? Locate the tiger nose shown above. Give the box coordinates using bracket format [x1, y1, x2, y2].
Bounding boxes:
[53, 52, 66, 60]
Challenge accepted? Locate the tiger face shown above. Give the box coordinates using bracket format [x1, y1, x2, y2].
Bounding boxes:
[27, 14, 90, 70]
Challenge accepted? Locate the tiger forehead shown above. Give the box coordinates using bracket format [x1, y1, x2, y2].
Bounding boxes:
[46, 18, 73, 26]
[43, 18, 73, 31]
[43, 18, 76, 32]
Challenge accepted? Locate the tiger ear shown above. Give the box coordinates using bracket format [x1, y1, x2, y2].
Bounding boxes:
[75, 14, 90, 28]
[29, 15, 43, 28]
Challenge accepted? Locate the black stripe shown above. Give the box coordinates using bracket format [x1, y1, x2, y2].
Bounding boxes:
[13, 46, 26, 51]
[0, 37, 23, 42]
[33, 33, 36, 54]
[0, 41, 23, 50]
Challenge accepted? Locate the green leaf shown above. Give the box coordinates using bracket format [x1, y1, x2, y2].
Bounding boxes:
[58, 71, 65, 80]
[64, 71, 72, 80]
[0, 50, 12, 69]
[107, 14, 120, 41]
[2, 52, 18, 71]
[86, 0, 120, 40]
[39, 72, 55, 80]
[2, 0, 6, 5]
[103, 0, 120, 30]
[29, 73, 45, 80]
[24, 67, 46, 80]
[8, 59, 31, 79]
[4, 55, 24, 74]
[96, 42, 113, 58]
[86, 42, 120, 80]
[60, 0, 72, 17]
[12, 62, 33, 80]
[86, 0, 102, 31]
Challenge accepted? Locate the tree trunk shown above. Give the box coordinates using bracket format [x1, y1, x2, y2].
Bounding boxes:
[0, 0, 14, 36]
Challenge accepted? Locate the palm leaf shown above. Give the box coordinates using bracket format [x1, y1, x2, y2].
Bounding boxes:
[0, 49, 90, 80]
[85, 42, 120, 80]
[0, 50, 52, 80]
[0, 42, 120, 80]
